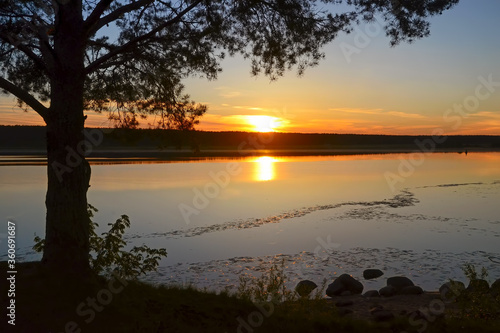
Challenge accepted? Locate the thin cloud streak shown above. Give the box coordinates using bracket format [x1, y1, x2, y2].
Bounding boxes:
[329, 107, 426, 119]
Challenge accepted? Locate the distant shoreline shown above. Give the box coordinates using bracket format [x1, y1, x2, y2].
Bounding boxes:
[1, 147, 499, 165]
[2, 126, 500, 163]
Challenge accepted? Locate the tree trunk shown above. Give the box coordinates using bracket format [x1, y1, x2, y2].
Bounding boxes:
[41, 0, 91, 276]
[43, 114, 91, 276]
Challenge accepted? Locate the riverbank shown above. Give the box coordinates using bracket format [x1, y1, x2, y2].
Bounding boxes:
[1, 261, 499, 333]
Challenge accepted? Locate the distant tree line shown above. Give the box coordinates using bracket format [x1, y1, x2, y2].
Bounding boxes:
[1, 126, 499, 152]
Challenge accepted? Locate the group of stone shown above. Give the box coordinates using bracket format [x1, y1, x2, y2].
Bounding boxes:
[295, 269, 423, 299]
[439, 277, 500, 300]
[294, 268, 500, 321]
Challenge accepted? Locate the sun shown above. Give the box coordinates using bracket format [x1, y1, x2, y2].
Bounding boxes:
[246, 115, 283, 132]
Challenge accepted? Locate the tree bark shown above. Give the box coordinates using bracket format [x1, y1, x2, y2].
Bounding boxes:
[43, 109, 91, 276]
[41, 0, 91, 276]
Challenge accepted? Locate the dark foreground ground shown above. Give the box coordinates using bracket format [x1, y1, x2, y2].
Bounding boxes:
[1, 262, 499, 333]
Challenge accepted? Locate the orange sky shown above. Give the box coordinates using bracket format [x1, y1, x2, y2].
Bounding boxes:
[1, 0, 499, 135]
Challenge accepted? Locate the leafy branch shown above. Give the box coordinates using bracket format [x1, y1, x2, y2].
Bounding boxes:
[34, 204, 167, 279]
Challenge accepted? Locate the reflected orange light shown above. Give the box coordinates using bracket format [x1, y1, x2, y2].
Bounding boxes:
[253, 156, 278, 181]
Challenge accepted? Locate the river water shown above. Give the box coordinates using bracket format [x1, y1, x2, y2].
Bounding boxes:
[1, 152, 499, 291]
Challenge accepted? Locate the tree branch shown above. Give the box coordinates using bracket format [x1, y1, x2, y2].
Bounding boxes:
[84, 0, 154, 37]
[83, 0, 114, 32]
[0, 76, 49, 120]
[85, 0, 203, 74]
[0, 32, 48, 74]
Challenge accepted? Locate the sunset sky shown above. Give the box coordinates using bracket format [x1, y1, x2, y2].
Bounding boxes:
[1, 0, 499, 135]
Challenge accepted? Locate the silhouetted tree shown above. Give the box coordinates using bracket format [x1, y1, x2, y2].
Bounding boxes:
[0, 0, 459, 276]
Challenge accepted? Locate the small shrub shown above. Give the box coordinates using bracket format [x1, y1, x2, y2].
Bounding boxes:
[457, 263, 500, 320]
[462, 263, 488, 281]
[34, 204, 167, 279]
[236, 259, 296, 303]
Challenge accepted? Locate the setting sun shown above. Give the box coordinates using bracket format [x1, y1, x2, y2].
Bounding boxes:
[246, 115, 283, 132]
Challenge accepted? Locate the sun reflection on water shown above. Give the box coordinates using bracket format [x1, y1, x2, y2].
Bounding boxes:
[253, 156, 278, 181]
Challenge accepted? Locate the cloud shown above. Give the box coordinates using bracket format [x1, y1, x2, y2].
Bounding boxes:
[469, 111, 500, 120]
[329, 107, 426, 119]
[328, 107, 384, 114]
[233, 105, 265, 111]
[385, 111, 426, 119]
[0, 99, 44, 125]
[449, 111, 500, 135]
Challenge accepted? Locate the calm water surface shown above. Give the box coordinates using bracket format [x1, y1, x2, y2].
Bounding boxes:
[1, 152, 499, 291]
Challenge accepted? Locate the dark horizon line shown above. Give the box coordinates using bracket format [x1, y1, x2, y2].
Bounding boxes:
[0, 124, 498, 138]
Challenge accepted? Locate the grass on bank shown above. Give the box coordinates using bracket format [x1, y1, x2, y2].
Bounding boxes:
[2, 260, 500, 333]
